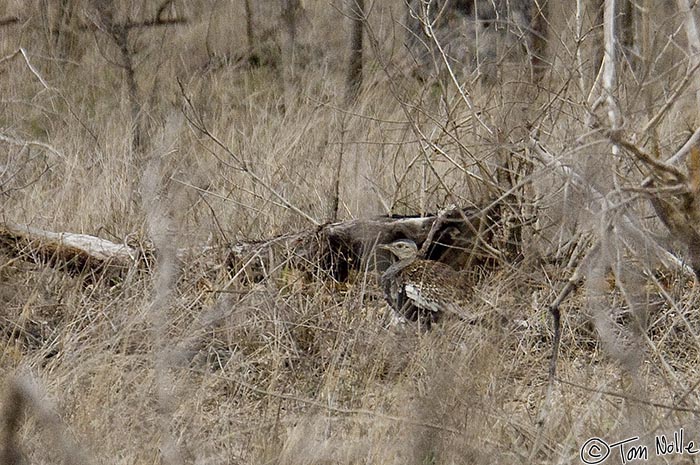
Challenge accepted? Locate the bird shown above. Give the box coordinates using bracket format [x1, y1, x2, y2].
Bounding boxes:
[378, 238, 472, 327]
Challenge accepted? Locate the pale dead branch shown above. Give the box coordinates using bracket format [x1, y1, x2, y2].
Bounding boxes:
[0, 221, 138, 275]
[677, 0, 700, 115]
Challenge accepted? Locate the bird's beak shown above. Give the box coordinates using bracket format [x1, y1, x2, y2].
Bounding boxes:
[377, 244, 390, 251]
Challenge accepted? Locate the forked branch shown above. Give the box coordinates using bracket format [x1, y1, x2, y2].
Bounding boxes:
[178, 80, 321, 226]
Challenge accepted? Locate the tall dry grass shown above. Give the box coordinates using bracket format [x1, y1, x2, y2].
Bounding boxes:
[1, 0, 700, 464]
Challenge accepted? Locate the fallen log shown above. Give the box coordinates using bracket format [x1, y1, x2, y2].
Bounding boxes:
[0, 221, 138, 277]
[1, 204, 505, 284]
[227, 205, 503, 283]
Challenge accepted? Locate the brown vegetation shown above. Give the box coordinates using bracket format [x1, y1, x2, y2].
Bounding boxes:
[1, 1, 700, 464]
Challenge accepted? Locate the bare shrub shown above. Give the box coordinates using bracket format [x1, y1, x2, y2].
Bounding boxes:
[1, 0, 700, 463]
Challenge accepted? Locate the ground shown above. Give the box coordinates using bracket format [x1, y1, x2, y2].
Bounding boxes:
[1, 1, 699, 464]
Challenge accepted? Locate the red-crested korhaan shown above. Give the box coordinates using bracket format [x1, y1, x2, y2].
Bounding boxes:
[379, 239, 471, 326]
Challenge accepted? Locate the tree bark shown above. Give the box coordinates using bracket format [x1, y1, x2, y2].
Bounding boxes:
[345, 0, 365, 103]
[2, 206, 500, 283]
[244, 0, 255, 62]
[228, 206, 500, 283]
[0, 221, 138, 277]
[530, 0, 549, 80]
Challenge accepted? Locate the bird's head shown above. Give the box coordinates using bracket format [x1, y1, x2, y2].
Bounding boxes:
[378, 239, 419, 261]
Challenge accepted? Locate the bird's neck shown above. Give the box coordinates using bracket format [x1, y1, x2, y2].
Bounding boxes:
[386, 256, 416, 274]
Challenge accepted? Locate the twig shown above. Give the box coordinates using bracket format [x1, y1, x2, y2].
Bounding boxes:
[677, 0, 700, 114]
[81, 12, 187, 33]
[0, 49, 20, 66]
[19, 48, 50, 89]
[641, 59, 700, 134]
[206, 370, 462, 435]
[0, 49, 50, 90]
[198, 190, 229, 244]
[418, 204, 457, 259]
[122, 17, 187, 29]
[0, 16, 20, 26]
[0, 133, 65, 160]
[547, 242, 601, 380]
[156, 0, 175, 20]
[0, 155, 51, 196]
[622, 184, 688, 196]
[650, 126, 700, 177]
[557, 377, 700, 415]
[178, 80, 321, 226]
[608, 132, 687, 183]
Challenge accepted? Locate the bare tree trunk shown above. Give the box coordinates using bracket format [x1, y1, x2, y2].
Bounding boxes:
[244, 0, 255, 64]
[678, 0, 700, 119]
[618, 0, 634, 54]
[90, 1, 186, 153]
[592, 0, 605, 81]
[345, 0, 364, 103]
[603, 0, 620, 131]
[92, 1, 143, 152]
[52, 0, 76, 58]
[331, 117, 347, 221]
[115, 27, 143, 153]
[281, 0, 300, 43]
[39, 0, 52, 52]
[530, 0, 549, 80]
[280, 0, 303, 106]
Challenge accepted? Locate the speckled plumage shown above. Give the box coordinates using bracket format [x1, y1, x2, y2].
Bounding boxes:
[379, 239, 471, 325]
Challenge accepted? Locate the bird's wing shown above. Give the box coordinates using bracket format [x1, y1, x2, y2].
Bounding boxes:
[382, 269, 425, 320]
[403, 283, 442, 313]
[404, 261, 473, 317]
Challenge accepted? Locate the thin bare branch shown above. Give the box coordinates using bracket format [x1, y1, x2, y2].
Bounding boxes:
[655, 126, 700, 172]
[417, 10, 493, 135]
[529, 137, 693, 274]
[0, 16, 20, 26]
[677, 0, 700, 115]
[608, 132, 687, 182]
[642, 59, 700, 134]
[0, 48, 50, 89]
[178, 81, 321, 226]
[0, 133, 64, 160]
[207, 370, 463, 435]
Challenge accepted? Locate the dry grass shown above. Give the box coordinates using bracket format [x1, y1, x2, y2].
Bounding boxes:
[2, 1, 700, 464]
